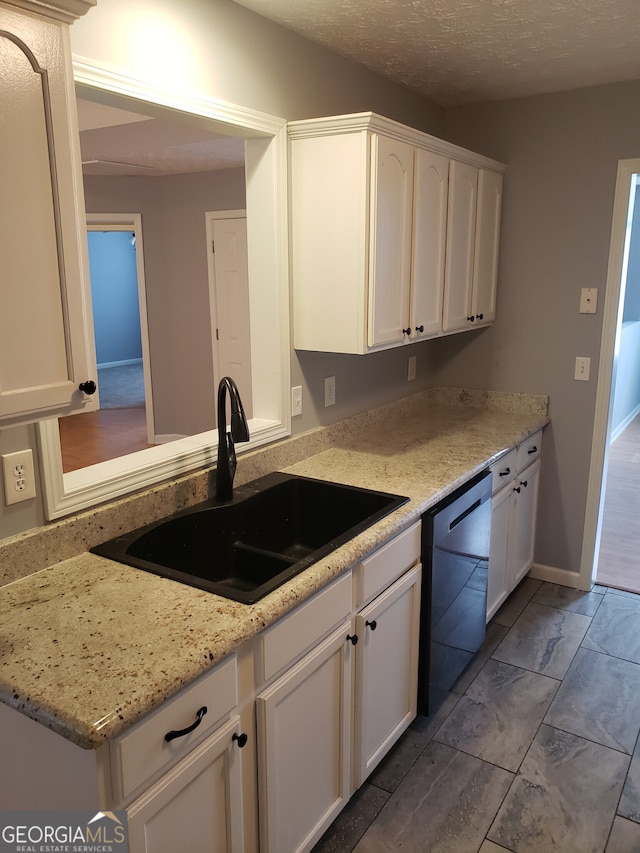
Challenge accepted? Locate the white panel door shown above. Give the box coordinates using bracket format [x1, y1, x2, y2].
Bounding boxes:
[127, 716, 245, 853]
[472, 168, 503, 326]
[256, 622, 352, 853]
[411, 148, 448, 339]
[368, 134, 414, 348]
[0, 6, 97, 425]
[209, 216, 253, 419]
[509, 458, 542, 588]
[354, 565, 421, 788]
[442, 161, 478, 333]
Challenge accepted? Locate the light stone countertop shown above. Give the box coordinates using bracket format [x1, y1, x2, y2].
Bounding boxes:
[0, 394, 549, 750]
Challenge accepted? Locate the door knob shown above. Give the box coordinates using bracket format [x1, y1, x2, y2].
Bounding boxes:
[79, 380, 97, 395]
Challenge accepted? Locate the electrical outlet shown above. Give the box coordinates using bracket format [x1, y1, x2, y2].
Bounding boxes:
[408, 355, 417, 381]
[575, 356, 591, 381]
[2, 449, 37, 505]
[291, 385, 303, 416]
[324, 376, 336, 407]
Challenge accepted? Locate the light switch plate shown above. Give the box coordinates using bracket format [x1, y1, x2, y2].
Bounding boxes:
[575, 356, 591, 381]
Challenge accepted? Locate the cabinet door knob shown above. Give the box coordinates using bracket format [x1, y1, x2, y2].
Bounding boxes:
[467, 315, 475, 323]
[521, 480, 528, 488]
[514, 486, 521, 494]
[232, 732, 248, 748]
[365, 619, 377, 631]
[476, 313, 484, 320]
[499, 467, 511, 477]
[528, 446, 538, 454]
[164, 706, 207, 742]
[415, 325, 424, 333]
[347, 634, 358, 645]
[402, 327, 412, 336]
[79, 380, 97, 395]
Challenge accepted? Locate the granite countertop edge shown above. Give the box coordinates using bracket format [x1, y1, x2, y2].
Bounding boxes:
[0, 401, 550, 750]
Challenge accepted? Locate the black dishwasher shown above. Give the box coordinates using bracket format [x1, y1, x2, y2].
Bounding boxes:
[418, 469, 492, 715]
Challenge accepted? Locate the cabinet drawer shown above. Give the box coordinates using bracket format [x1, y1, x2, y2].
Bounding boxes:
[260, 570, 352, 684]
[490, 449, 517, 493]
[516, 430, 542, 471]
[110, 654, 237, 803]
[353, 522, 421, 608]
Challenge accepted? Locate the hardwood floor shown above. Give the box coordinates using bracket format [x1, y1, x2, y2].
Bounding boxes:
[596, 413, 640, 592]
[58, 406, 153, 473]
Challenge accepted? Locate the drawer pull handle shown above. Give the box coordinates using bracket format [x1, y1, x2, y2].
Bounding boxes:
[366, 620, 377, 631]
[164, 706, 208, 742]
[528, 446, 538, 454]
[347, 634, 359, 645]
[232, 732, 248, 748]
[499, 467, 511, 477]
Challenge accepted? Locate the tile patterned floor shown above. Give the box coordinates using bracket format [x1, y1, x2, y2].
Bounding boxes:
[312, 578, 640, 853]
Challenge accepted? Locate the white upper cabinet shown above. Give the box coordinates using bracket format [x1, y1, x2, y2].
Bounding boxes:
[411, 148, 449, 339]
[0, 0, 98, 426]
[472, 168, 503, 325]
[289, 112, 505, 355]
[367, 134, 414, 348]
[443, 165, 503, 333]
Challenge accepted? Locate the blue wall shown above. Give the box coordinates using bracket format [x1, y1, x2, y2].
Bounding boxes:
[87, 231, 142, 366]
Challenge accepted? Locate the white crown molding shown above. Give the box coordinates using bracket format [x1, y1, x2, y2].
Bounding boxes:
[72, 57, 286, 138]
[287, 111, 506, 173]
[4, 0, 96, 24]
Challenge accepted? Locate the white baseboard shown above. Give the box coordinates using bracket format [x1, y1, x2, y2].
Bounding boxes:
[97, 358, 143, 370]
[610, 402, 640, 444]
[528, 562, 581, 589]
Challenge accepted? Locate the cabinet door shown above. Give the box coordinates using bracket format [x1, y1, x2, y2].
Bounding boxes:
[472, 169, 503, 326]
[442, 160, 478, 333]
[256, 622, 352, 853]
[354, 565, 421, 788]
[508, 458, 542, 589]
[368, 134, 414, 348]
[411, 149, 448, 339]
[488, 482, 511, 621]
[0, 5, 97, 425]
[127, 715, 245, 853]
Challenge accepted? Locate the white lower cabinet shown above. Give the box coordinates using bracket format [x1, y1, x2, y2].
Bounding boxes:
[256, 623, 353, 853]
[127, 715, 245, 853]
[1, 524, 421, 853]
[354, 565, 421, 788]
[488, 431, 543, 619]
[255, 522, 422, 853]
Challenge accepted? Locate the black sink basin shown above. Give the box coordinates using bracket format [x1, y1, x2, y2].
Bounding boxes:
[91, 473, 408, 604]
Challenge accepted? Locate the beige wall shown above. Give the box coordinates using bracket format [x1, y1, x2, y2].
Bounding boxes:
[0, 0, 442, 540]
[439, 80, 640, 577]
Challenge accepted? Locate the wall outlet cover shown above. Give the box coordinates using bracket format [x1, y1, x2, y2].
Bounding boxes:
[2, 449, 37, 505]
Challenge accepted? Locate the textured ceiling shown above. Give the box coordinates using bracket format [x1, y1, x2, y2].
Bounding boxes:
[232, 0, 640, 106]
[77, 99, 245, 175]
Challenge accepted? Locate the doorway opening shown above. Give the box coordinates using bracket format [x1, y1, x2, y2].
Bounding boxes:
[595, 173, 640, 591]
[581, 162, 640, 591]
[59, 215, 155, 472]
